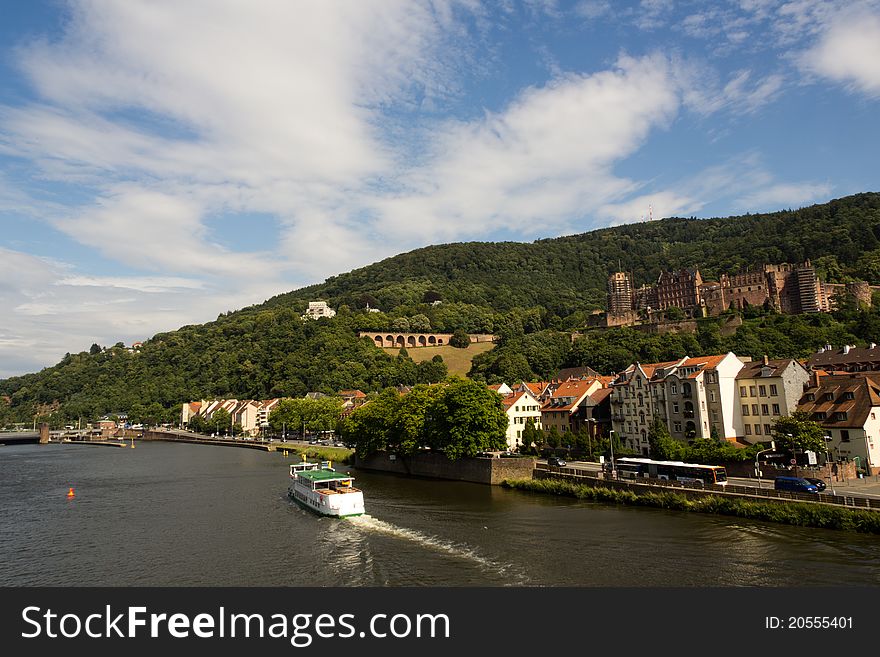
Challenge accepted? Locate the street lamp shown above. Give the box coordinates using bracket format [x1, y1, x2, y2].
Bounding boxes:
[586, 418, 595, 461]
[608, 429, 617, 479]
[823, 435, 836, 496]
[754, 440, 776, 489]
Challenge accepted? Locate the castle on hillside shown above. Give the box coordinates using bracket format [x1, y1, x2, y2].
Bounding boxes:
[602, 261, 876, 327]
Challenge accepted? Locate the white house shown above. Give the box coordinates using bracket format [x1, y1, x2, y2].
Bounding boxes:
[501, 389, 543, 450]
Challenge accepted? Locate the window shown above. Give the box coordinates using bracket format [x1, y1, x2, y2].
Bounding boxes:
[834, 411, 848, 421]
[824, 392, 834, 401]
[841, 430, 850, 443]
[673, 402, 680, 413]
[759, 385, 767, 396]
[674, 422, 682, 432]
[764, 424, 772, 435]
[804, 393, 814, 401]
[709, 391, 716, 402]
[843, 392, 855, 400]
[772, 404, 780, 415]
[754, 424, 762, 435]
[711, 410, 718, 421]
[752, 404, 759, 416]
[745, 425, 752, 435]
[749, 386, 757, 397]
[637, 378, 642, 388]
[740, 386, 747, 397]
[742, 405, 750, 416]
[671, 384, 678, 395]
[770, 384, 778, 396]
[814, 412, 827, 420]
[761, 404, 769, 415]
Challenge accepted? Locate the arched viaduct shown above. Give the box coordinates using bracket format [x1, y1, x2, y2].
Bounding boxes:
[358, 332, 496, 349]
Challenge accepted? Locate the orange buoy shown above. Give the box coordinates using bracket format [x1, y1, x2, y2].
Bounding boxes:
[66, 487, 75, 498]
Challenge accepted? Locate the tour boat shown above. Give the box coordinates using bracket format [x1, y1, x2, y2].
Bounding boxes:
[287, 461, 365, 518]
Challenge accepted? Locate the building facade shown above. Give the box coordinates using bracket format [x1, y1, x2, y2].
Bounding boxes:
[797, 372, 880, 476]
[734, 357, 810, 443]
[501, 389, 543, 450]
[611, 353, 747, 453]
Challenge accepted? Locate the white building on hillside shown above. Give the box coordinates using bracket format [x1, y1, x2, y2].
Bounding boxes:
[302, 301, 336, 320]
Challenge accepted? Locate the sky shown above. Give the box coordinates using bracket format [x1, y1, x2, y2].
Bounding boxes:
[1, 0, 879, 378]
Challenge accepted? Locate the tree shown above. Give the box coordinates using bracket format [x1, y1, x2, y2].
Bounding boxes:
[647, 417, 683, 461]
[89, 343, 102, 355]
[450, 329, 470, 348]
[341, 389, 400, 456]
[409, 314, 431, 332]
[187, 414, 207, 434]
[545, 426, 561, 449]
[422, 290, 443, 304]
[424, 378, 508, 459]
[520, 418, 540, 454]
[390, 384, 442, 454]
[772, 411, 827, 454]
[211, 407, 232, 435]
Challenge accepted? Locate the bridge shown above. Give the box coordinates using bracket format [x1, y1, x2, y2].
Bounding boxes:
[0, 424, 50, 445]
[358, 331, 495, 349]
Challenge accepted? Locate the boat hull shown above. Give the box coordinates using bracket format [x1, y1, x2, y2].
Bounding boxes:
[288, 486, 364, 518]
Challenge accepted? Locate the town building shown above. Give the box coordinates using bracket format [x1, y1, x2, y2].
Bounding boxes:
[734, 357, 810, 444]
[488, 383, 514, 396]
[500, 389, 543, 450]
[806, 344, 880, 373]
[302, 301, 337, 320]
[540, 379, 605, 437]
[797, 372, 880, 476]
[611, 353, 747, 453]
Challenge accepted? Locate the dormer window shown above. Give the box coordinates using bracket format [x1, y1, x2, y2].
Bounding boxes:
[843, 392, 855, 401]
[805, 393, 815, 401]
[824, 393, 834, 401]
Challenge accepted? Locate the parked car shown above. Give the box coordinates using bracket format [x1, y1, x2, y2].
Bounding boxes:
[804, 477, 827, 492]
[773, 476, 819, 493]
[548, 456, 567, 467]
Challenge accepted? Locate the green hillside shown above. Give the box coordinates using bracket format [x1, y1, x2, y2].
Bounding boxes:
[2, 192, 880, 427]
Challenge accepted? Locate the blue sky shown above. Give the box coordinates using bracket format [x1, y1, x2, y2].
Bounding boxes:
[1, 0, 879, 377]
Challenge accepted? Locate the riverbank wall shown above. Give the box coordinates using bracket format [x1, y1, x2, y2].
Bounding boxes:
[352, 451, 536, 485]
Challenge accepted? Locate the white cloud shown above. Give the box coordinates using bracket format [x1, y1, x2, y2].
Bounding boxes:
[574, 1, 611, 20]
[0, 246, 290, 377]
[799, 9, 880, 97]
[368, 53, 682, 243]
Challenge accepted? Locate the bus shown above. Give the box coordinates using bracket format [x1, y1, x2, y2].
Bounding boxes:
[615, 457, 728, 486]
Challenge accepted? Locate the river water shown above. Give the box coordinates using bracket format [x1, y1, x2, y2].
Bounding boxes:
[1, 442, 879, 586]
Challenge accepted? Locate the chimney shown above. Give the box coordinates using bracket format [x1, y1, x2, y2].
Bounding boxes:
[762, 354, 769, 366]
[810, 369, 822, 388]
[871, 343, 877, 349]
[826, 344, 833, 351]
[843, 345, 850, 355]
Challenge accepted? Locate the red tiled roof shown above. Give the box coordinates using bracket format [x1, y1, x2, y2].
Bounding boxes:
[589, 388, 613, 403]
[502, 391, 527, 408]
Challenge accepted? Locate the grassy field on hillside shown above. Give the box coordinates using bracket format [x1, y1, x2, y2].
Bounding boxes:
[382, 342, 495, 377]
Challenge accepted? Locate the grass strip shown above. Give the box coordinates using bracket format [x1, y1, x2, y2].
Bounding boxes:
[502, 477, 880, 534]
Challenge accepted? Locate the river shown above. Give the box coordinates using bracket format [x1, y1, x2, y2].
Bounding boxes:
[1, 441, 879, 586]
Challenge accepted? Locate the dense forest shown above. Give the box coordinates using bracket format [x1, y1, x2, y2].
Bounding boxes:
[2, 193, 880, 428]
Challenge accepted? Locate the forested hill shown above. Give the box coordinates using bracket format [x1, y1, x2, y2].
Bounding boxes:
[262, 192, 880, 315]
[1, 192, 880, 427]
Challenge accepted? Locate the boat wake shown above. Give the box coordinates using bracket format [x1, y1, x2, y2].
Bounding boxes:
[346, 515, 530, 585]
